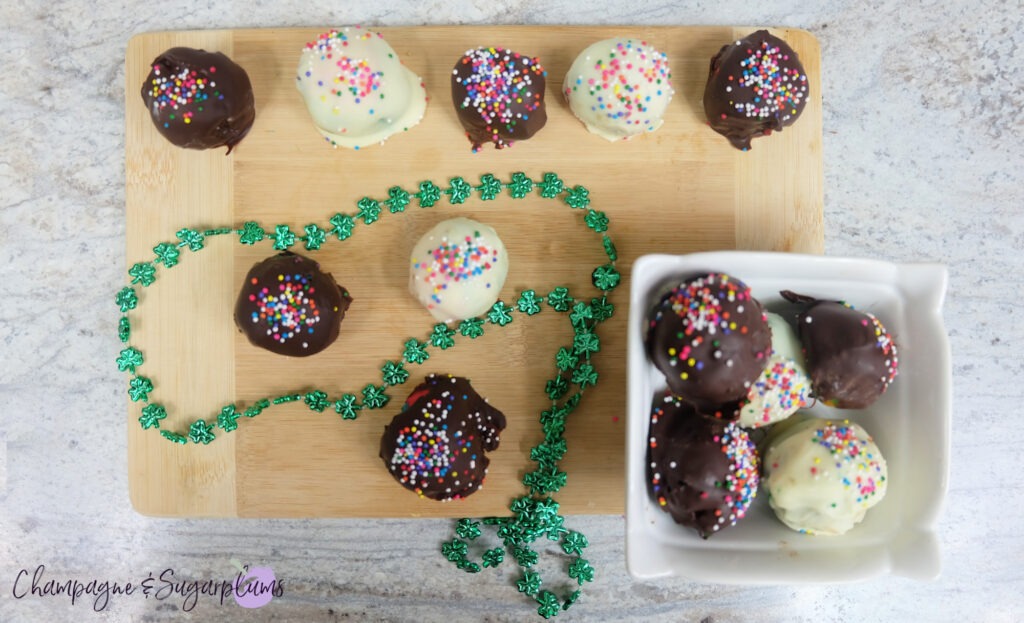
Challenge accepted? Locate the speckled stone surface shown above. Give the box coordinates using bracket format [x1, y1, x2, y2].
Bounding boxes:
[1, 1, 1022, 621]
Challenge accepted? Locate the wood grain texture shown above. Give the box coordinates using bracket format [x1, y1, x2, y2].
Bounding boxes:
[126, 31, 237, 516]
[125, 26, 822, 518]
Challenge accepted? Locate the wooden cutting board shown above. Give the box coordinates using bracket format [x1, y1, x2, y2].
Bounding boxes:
[125, 26, 822, 517]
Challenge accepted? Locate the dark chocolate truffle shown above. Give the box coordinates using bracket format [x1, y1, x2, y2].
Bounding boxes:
[141, 47, 255, 152]
[451, 47, 547, 151]
[646, 273, 771, 417]
[703, 30, 809, 150]
[380, 375, 506, 501]
[647, 391, 759, 538]
[781, 291, 899, 409]
[234, 252, 351, 357]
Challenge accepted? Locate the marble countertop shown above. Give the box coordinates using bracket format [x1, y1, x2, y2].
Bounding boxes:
[1, 1, 1022, 621]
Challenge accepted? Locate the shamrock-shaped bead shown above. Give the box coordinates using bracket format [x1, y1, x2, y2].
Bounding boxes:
[417, 181, 441, 207]
[517, 570, 542, 595]
[537, 173, 564, 198]
[138, 404, 167, 430]
[446, 177, 472, 204]
[402, 339, 430, 364]
[116, 347, 144, 373]
[358, 197, 383, 221]
[304, 390, 330, 412]
[216, 405, 241, 432]
[238, 221, 266, 245]
[507, 172, 533, 198]
[477, 174, 503, 200]
[175, 228, 205, 251]
[329, 213, 355, 240]
[567, 558, 595, 585]
[272, 224, 295, 250]
[303, 224, 327, 250]
[334, 394, 361, 420]
[188, 420, 216, 445]
[386, 187, 410, 213]
[153, 242, 180, 268]
[128, 376, 154, 402]
[381, 361, 410, 386]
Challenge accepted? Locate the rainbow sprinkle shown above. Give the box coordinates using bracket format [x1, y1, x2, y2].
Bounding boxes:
[454, 47, 545, 150]
[565, 39, 671, 130]
[147, 63, 221, 126]
[650, 273, 766, 382]
[728, 38, 808, 120]
[743, 354, 811, 426]
[863, 309, 899, 387]
[717, 421, 760, 527]
[811, 421, 886, 504]
[413, 231, 500, 311]
[247, 272, 322, 348]
[302, 29, 385, 106]
[386, 379, 496, 500]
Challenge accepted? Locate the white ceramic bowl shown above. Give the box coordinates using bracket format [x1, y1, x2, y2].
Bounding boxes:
[625, 252, 950, 583]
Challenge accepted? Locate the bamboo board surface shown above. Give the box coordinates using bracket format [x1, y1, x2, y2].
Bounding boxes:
[125, 26, 822, 517]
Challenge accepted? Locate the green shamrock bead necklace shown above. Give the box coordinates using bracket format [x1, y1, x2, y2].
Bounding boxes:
[116, 172, 619, 619]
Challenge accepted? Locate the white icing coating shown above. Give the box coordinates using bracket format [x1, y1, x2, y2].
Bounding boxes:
[739, 313, 810, 428]
[766, 312, 803, 363]
[295, 27, 427, 149]
[739, 353, 810, 428]
[764, 417, 888, 536]
[562, 38, 673, 141]
[409, 217, 509, 323]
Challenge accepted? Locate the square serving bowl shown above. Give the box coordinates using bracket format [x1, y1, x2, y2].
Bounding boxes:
[625, 252, 951, 583]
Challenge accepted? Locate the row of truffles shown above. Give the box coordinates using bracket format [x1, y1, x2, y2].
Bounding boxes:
[233, 217, 507, 357]
[141, 28, 808, 153]
[231, 221, 509, 501]
[644, 273, 898, 537]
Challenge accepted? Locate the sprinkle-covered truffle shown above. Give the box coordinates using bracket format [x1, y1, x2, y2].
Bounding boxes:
[739, 312, 811, 428]
[141, 47, 255, 152]
[764, 417, 888, 535]
[703, 30, 809, 150]
[409, 217, 509, 323]
[563, 38, 673, 141]
[781, 290, 899, 409]
[380, 374, 506, 501]
[646, 273, 771, 417]
[233, 252, 351, 357]
[451, 47, 547, 152]
[295, 27, 428, 149]
[647, 391, 759, 538]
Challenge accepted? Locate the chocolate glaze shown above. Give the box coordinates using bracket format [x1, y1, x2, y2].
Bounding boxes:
[646, 273, 771, 418]
[646, 391, 760, 538]
[141, 47, 255, 152]
[703, 30, 809, 150]
[234, 252, 350, 357]
[380, 375, 507, 501]
[781, 291, 899, 408]
[451, 47, 547, 151]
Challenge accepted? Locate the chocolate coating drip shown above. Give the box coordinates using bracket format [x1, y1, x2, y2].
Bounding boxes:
[646, 273, 771, 418]
[380, 375, 507, 501]
[781, 291, 899, 408]
[234, 252, 351, 357]
[703, 30, 809, 150]
[647, 392, 759, 538]
[451, 47, 547, 151]
[141, 47, 255, 152]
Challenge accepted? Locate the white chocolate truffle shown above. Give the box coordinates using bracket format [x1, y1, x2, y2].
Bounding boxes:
[296, 28, 427, 149]
[764, 418, 888, 536]
[409, 218, 508, 323]
[739, 313, 811, 428]
[766, 312, 802, 362]
[562, 38, 673, 141]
